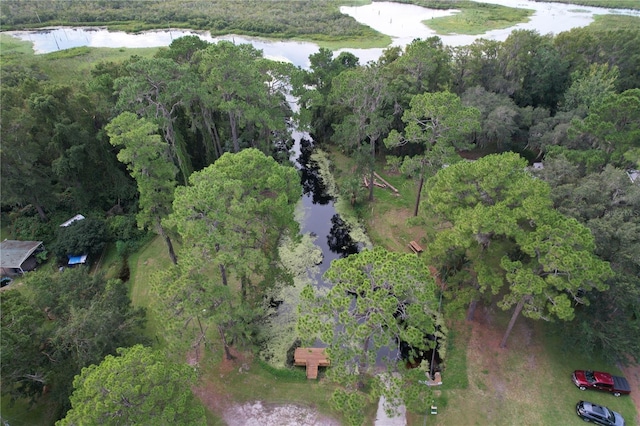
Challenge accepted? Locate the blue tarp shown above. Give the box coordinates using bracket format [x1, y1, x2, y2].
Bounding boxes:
[67, 254, 88, 265]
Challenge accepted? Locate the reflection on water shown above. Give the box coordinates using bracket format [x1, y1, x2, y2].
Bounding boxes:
[327, 214, 360, 258]
[6, 0, 639, 67]
[298, 138, 332, 206]
[340, 0, 640, 48]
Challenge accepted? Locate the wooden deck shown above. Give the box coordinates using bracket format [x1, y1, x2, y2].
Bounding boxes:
[294, 347, 330, 379]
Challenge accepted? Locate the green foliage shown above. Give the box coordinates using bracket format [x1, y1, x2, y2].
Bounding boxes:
[58, 344, 205, 426]
[3, 269, 146, 419]
[298, 246, 442, 413]
[52, 217, 107, 261]
[0, 0, 387, 44]
[570, 88, 640, 166]
[329, 388, 368, 426]
[426, 2, 533, 35]
[0, 290, 48, 403]
[426, 153, 612, 347]
[168, 148, 301, 303]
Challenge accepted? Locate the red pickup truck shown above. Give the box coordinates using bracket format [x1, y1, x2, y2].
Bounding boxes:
[572, 370, 631, 397]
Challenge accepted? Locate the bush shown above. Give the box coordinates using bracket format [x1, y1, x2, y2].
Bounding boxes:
[52, 217, 107, 261]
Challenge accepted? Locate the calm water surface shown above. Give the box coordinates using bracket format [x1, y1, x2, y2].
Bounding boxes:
[6, 1, 639, 67]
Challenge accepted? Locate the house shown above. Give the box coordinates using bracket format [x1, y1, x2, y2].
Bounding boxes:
[627, 170, 639, 184]
[0, 240, 45, 276]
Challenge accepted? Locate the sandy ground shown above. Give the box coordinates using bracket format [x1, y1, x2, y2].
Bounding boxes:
[190, 347, 342, 426]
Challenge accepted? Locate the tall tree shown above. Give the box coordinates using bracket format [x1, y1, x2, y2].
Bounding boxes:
[425, 153, 549, 320]
[1, 291, 48, 404]
[166, 148, 300, 302]
[57, 345, 205, 426]
[115, 57, 195, 183]
[388, 37, 452, 104]
[425, 153, 612, 347]
[499, 30, 570, 112]
[570, 88, 640, 166]
[498, 211, 612, 348]
[330, 64, 392, 201]
[298, 247, 441, 424]
[385, 91, 480, 215]
[294, 48, 359, 142]
[196, 41, 270, 153]
[105, 112, 179, 264]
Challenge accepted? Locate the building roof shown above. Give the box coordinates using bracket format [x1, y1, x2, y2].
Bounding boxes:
[0, 240, 44, 269]
[60, 214, 85, 227]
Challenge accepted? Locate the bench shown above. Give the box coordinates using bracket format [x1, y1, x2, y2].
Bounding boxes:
[408, 240, 423, 254]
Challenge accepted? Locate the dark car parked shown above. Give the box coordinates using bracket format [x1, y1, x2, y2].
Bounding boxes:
[576, 401, 625, 426]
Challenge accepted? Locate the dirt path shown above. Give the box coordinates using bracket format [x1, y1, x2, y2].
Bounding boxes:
[619, 362, 640, 425]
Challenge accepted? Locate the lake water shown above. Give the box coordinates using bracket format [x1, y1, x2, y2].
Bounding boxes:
[5, 0, 639, 68]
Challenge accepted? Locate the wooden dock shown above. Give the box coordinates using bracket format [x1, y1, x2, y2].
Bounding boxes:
[294, 347, 330, 379]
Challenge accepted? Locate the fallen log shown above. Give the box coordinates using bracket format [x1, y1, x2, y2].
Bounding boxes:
[374, 172, 399, 193]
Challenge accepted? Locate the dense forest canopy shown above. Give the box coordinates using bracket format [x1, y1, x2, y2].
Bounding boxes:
[1, 5, 639, 424]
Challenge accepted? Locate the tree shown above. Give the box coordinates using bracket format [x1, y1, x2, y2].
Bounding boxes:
[294, 48, 359, 143]
[330, 64, 392, 201]
[499, 30, 570, 112]
[53, 217, 107, 262]
[385, 91, 480, 216]
[1, 291, 48, 403]
[498, 211, 612, 348]
[451, 39, 502, 95]
[570, 88, 640, 166]
[167, 148, 300, 302]
[387, 37, 452, 104]
[196, 41, 271, 153]
[5, 269, 148, 419]
[57, 345, 205, 426]
[424, 153, 613, 347]
[152, 264, 258, 361]
[461, 86, 520, 150]
[561, 63, 619, 114]
[115, 57, 195, 183]
[537, 160, 640, 362]
[105, 112, 179, 264]
[425, 153, 549, 320]
[298, 247, 442, 423]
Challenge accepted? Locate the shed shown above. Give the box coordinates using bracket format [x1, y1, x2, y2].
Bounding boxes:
[0, 240, 45, 276]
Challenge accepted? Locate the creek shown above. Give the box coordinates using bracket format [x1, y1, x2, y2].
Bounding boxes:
[4, 0, 637, 368]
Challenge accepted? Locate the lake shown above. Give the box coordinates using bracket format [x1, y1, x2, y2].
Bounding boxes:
[5, 0, 639, 68]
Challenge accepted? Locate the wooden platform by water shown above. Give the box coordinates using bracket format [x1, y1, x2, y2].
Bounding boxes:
[294, 347, 330, 379]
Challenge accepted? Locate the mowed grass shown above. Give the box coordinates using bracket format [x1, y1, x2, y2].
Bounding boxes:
[127, 235, 173, 347]
[403, 309, 636, 426]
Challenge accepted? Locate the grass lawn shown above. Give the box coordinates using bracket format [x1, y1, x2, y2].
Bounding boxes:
[326, 149, 636, 425]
